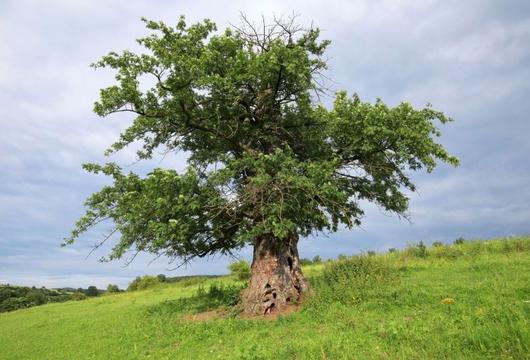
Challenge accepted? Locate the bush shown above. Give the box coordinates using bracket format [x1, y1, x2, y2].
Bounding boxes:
[388, 248, 397, 253]
[127, 275, 161, 291]
[312, 255, 322, 264]
[406, 241, 428, 258]
[454, 237, 465, 245]
[0, 285, 74, 312]
[228, 260, 251, 281]
[127, 277, 141, 291]
[71, 292, 87, 301]
[0, 297, 31, 312]
[27, 291, 47, 305]
[106, 284, 120, 293]
[157, 274, 167, 282]
[86, 286, 99, 297]
[432, 241, 444, 247]
[299, 258, 313, 266]
[367, 251, 376, 257]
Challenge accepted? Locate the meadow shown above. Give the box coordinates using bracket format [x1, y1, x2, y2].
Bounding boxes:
[1, 236, 529, 359]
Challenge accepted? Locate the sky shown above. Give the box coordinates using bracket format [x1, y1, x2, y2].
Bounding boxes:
[1, 0, 529, 289]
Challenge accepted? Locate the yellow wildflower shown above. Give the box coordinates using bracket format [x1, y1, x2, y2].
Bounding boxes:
[441, 297, 455, 305]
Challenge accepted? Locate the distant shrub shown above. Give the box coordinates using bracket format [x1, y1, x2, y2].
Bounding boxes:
[431, 245, 464, 259]
[299, 258, 312, 266]
[432, 241, 444, 247]
[312, 255, 322, 264]
[86, 286, 99, 297]
[454, 237, 465, 245]
[406, 241, 428, 258]
[228, 260, 251, 281]
[337, 254, 348, 261]
[0, 285, 73, 312]
[106, 284, 120, 293]
[71, 292, 87, 301]
[127, 276, 161, 291]
[27, 291, 47, 305]
[367, 251, 376, 257]
[498, 237, 530, 253]
[157, 274, 167, 283]
[418, 241, 427, 256]
[47, 294, 70, 303]
[179, 277, 208, 287]
[388, 248, 397, 253]
[0, 297, 31, 312]
[127, 277, 141, 291]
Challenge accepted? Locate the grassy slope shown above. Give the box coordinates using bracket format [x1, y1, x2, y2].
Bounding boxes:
[1, 237, 529, 359]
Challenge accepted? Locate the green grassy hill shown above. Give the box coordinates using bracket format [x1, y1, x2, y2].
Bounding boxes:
[1, 237, 529, 359]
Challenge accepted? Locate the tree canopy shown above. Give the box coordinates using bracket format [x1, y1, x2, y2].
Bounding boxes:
[65, 15, 458, 267]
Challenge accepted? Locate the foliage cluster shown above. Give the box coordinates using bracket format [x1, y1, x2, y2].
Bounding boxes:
[228, 260, 251, 280]
[85, 286, 99, 297]
[65, 15, 458, 268]
[126, 274, 212, 291]
[0, 283, 114, 312]
[299, 255, 322, 266]
[127, 275, 162, 291]
[70, 292, 87, 301]
[106, 284, 120, 293]
[0, 286, 72, 313]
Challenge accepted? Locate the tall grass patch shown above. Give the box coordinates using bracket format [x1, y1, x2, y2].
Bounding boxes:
[308, 255, 399, 310]
[146, 282, 243, 317]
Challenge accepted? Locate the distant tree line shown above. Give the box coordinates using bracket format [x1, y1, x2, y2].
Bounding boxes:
[126, 274, 222, 291]
[299, 255, 323, 266]
[0, 284, 122, 313]
[2, 273, 225, 313]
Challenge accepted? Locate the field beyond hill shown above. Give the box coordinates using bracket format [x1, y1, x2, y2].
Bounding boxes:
[1, 236, 529, 359]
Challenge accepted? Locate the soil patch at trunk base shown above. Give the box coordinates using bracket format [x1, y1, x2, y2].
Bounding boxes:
[180, 303, 302, 323]
[238, 303, 301, 320]
[180, 309, 228, 322]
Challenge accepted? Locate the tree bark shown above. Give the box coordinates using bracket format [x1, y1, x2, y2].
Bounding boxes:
[242, 232, 308, 315]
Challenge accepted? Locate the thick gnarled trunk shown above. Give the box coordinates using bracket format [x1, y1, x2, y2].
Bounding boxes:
[242, 233, 308, 315]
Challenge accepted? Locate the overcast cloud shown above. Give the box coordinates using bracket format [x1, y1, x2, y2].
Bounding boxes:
[1, 0, 529, 288]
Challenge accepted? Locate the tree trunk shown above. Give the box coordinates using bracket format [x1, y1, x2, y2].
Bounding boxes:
[242, 232, 308, 315]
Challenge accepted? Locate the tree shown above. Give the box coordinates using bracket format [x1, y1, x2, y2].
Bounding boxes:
[65, 15, 458, 314]
[71, 292, 87, 301]
[228, 260, 251, 281]
[127, 275, 160, 291]
[127, 277, 142, 292]
[27, 290, 47, 306]
[107, 284, 120, 293]
[85, 286, 98, 297]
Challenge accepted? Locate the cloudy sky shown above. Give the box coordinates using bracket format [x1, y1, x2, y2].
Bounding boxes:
[1, 0, 529, 289]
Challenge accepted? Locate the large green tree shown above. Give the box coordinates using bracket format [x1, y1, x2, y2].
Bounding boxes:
[66, 15, 458, 314]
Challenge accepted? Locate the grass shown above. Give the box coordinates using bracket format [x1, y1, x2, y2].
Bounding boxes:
[1, 236, 529, 359]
